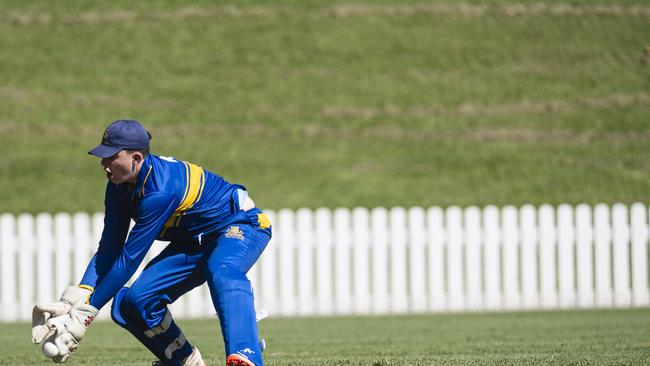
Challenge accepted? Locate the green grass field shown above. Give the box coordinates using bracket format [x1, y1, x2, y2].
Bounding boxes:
[1, 1, 649, 213]
[2, 309, 649, 365]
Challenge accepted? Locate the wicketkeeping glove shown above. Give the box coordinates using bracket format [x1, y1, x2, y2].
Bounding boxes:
[41, 303, 99, 363]
[32, 286, 92, 344]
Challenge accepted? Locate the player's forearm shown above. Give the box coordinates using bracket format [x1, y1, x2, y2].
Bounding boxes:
[78, 253, 100, 290]
[88, 229, 159, 308]
[90, 193, 176, 309]
[88, 256, 141, 309]
[79, 239, 122, 289]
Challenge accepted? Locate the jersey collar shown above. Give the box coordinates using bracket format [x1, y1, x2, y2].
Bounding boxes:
[133, 154, 153, 199]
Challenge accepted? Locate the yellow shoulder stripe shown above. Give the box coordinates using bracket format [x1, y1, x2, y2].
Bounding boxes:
[257, 213, 271, 229]
[163, 162, 205, 231]
[177, 162, 205, 212]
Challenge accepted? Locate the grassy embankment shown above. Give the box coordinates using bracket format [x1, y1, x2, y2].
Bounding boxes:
[0, 1, 649, 213]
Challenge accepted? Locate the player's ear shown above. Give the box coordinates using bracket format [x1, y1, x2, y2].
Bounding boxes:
[131, 151, 144, 165]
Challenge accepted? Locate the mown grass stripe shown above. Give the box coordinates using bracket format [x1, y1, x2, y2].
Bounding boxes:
[1, 91, 648, 127]
[3, 3, 650, 26]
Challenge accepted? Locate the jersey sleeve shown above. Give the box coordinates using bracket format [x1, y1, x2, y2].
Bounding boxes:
[79, 183, 131, 292]
[87, 192, 178, 309]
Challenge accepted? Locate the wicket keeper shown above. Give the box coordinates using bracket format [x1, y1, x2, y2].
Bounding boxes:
[32, 119, 271, 366]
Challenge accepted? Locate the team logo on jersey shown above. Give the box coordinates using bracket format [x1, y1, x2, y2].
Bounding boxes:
[225, 226, 245, 240]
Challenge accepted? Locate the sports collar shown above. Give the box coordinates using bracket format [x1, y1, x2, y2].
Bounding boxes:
[133, 154, 153, 198]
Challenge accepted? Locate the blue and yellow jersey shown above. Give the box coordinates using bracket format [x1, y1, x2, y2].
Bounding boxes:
[79, 154, 269, 309]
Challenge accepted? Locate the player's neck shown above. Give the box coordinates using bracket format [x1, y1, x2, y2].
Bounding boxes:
[127, 162, 143, 185]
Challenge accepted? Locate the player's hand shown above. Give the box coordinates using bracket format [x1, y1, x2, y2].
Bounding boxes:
[32, 286, 92, 344]
[41, 303, 99, 363]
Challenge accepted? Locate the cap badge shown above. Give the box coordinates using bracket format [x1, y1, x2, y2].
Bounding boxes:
[102, 128, 109, 143]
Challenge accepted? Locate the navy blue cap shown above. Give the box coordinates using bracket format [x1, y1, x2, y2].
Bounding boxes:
[88, 120, 151, 158]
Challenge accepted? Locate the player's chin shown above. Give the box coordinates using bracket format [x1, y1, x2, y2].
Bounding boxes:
[108, 174, 125, 184]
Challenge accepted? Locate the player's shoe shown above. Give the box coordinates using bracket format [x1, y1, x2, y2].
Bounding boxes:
[151, 347, 207, 366]
[226, 353, 255, 366]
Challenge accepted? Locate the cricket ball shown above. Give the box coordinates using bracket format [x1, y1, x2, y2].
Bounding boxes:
[42, 341, 59, 358]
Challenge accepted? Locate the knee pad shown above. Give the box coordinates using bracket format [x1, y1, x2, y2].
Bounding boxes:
[209, 265, 252, 295]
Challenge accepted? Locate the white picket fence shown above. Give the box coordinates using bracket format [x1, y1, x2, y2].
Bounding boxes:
[1, 203, 649, 322]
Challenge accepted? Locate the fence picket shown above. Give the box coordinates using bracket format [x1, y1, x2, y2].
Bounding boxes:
[631, 203, 649, 306]
[334, 208, 352, 314]
[483, 206, 501, 310]
[612, 204, 631, 307]
[1, 214, 17, 321]
[371, 208, 389, 314]
[390, 208, 408, 313]
[575, 204, 594, 308]
[464, 207, 482, 310]
[35, 214, 54, 304]
[92, 213, 104, 246]
[502, 206, 519, 309]
[427, 207, 445, 311]
[54, 214, 72, 302]
[557, 204, 575, 308]
[315, 208, 333, 315]
[73, 213, 91, 286]
[594, 204, 613, 307]
[520, 205, 538, 309]
[408, 207, 426, 313]
[538, 205, 557, 308]
[352, 207, 370, 314]
[17, 214, 35, 320]
[446, 206, 464, 311]
[297, 208, 315, 315]
[612, 204, 633, 307]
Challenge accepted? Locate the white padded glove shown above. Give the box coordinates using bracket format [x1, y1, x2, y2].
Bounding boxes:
[41, 303, 99, 363]
[32, 286, 92, 344]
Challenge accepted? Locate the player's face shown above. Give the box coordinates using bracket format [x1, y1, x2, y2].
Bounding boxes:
[101, 150, 136, 184]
